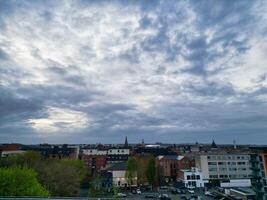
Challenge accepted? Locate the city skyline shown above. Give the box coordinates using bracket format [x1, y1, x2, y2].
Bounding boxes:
[1, 0, 267, 144]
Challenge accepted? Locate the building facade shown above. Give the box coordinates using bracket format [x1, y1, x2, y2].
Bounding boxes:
[177, 167, 207, 188]
[196, 153, 252, 187]
[82, 147, 130, 176]
[106, 162, 137, 187]
[250, 148, 267, 200]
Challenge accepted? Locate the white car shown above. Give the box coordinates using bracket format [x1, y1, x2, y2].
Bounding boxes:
[117, 193, 127, 197]
[188, 189, 195, 194]
[136, 189, 141, 194]
[205, 191, 211, 195]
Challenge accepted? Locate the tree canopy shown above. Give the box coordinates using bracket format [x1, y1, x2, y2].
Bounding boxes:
[125, 156, 137, 186]
[0, 167, 50, 197]
[146, 156, 157, 187]
[0, 151, 87, 197]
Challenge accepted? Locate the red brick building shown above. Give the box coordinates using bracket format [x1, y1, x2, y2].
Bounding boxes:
[82, 154, 107, 176]
[157, 155, 195, 183]
[176, 155, 195, 170]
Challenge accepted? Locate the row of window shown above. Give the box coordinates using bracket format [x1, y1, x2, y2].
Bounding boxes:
[186, 175, 201, 180]
[87, 149, 128, 153]
[209, 174, 249, 179]
[208, 161, 248, 165]
[207, 155, 249, 160]
[209, 167, 248, 171]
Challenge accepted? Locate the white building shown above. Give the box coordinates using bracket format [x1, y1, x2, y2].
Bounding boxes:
[195, 153, 252, 187]
[178, 167, 207, 188]
[107, 162, 137, 187]
[1, 150, 26, 157]
[82, 148, 130, 155]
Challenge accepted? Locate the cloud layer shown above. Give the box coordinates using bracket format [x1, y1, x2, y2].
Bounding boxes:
[0, 0, 267, 144]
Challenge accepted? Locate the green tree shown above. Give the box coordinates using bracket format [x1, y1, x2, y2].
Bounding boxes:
[0, 151, 86, 197]
[0, 167, 50, 197]
[125, 156, 137, 187]
[112, 184, 119, 199]
[146, 156, 156, 188]
[88, 176, 104, 197]
[37, 159, 84, 196]
[61, 159, 86, 181]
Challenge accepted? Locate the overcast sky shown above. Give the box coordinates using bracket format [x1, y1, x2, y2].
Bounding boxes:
[0, 0, 267, 144]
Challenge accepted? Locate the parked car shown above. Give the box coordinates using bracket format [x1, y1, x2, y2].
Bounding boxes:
[189, 195, 203, 200]
[180, 189, 187, 194]
[158, 186, 169, 192]
[171, 187, 180, 194]
[188, 188, 195, 194]
[136, 188, 141, 194]
[159, 194, 171, 200]
[117, 193, 127, 198]
[205, 191, 216, 197]
[180, 195, 188, 200]
[145, 193, 157, 198]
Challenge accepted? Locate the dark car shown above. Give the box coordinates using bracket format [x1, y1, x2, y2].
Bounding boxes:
[180, 195, 188, 200]
[180, 189, 187, 194]
[171, 188, 180, 194]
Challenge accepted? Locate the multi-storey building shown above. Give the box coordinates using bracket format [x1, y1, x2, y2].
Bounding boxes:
[196, 152, 252, 187]
[82, 147, 130, 176]
[22, 144, 80, 159]
[106, 162, 137, 188]
[177, 167, 207, 188]
[157, 155, 195, 183]
[250, 147, 267, 200]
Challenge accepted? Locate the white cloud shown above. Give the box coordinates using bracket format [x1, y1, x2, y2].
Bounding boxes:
[28, 107, 89, 133]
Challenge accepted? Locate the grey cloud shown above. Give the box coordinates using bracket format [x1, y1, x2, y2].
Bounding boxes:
[0, 0, 267, 144]
[0, 48, 9, 60]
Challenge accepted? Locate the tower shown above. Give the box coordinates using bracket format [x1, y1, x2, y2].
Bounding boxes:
[124, 136, 128, 147]
[211, 139, 217, 149]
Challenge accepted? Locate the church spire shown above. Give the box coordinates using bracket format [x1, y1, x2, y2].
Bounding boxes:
[124, 136, 128, 147]
[211, 139, 217, 148]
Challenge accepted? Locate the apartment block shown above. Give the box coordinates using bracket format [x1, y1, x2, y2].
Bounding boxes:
[196, 152, 252, 187]
[250, 147, 267, 200]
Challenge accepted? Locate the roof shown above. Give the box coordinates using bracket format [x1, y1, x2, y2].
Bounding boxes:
[134, 147, 176, 156]
[157, 155, 184, 161]
[106, 162, 126, 171]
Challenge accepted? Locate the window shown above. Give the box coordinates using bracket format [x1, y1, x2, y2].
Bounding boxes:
[208, 162, 217, 165]
[209, 168, 217, 172]
[196, 175, 200, 180]
[209, 175, 218, 178]
[187, 175, 191, 180]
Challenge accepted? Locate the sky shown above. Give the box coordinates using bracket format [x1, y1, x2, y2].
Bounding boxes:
[0, 0, 267, 144]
